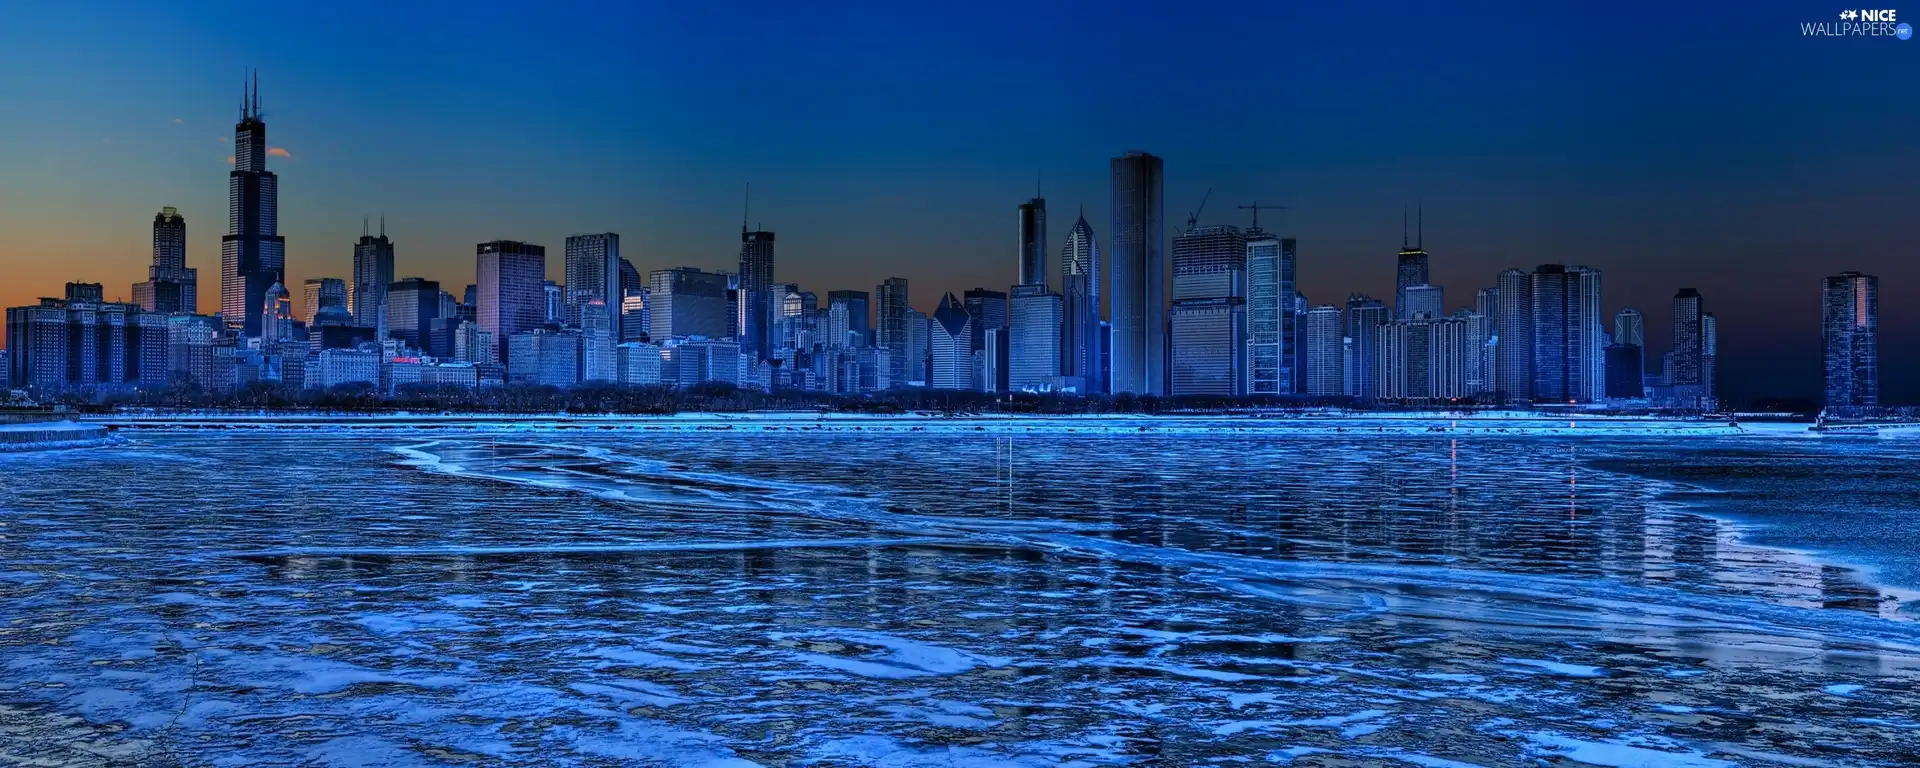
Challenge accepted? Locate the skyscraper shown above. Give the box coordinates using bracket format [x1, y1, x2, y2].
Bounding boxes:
[1169, 224, 1248, 395]
[1474, 287, 1499, 397]
[1343, 295, 1388, 401]
[905, 308, 930, 385]
[1109, 151, 1165, 395]
[133, 206, 197, 313]
[581, 299, 616, 382]
[386, 278, 442, 351]
[1822, 272, 1878, 408]
[738, 227, 776, 361]
[1018, 197, 1047, 288]
[351, 222, 395, 339]
[1702, 312, 1719, 411]
[564, 233, 622, 327]
[476, 240, 547, 364]
[1303, 304, 1343, 396]
[1574, 266, 1605, 402]
[1401, 283, 1444, 320]
[1614, 307, 1645, 346]
[1247, 237, 1298, 395]
[826, 290, 872, 348]
[543, 281, 564, 325]
[1670, 288, 1705, 408]
[1009, 284, 1063, 390]
[648, 267, 731, 340]
[219, 72, 286, 337]
[1059, 211, 1100, 393]
[261, 281, 292, 346]
[1529, 264, 1594, 403]
[1494, 269, 1534, 403]
[876, 277, 910, 385]
[929, 293, 974, 390]
[301, 278, 346, 328]
[964, 288, 1008, 391]
[1394, 208, 1428, 320]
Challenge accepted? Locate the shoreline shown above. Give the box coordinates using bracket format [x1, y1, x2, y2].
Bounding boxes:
[83, 411, 1799, 438]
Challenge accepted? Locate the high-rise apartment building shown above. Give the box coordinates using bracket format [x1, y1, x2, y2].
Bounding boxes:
[1529, 264, 1602, 403]
[1247, 237, 1298, 395]
[1401, 284, 1444, 320]
[1343, 295, 1388, 401]
[1303, 304, 1343, 396]
[1822, 272, 1878, 408]
[1494, 269, 1534, 402]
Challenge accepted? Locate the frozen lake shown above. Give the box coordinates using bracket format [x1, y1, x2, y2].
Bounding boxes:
[2, 427, 1918, 766]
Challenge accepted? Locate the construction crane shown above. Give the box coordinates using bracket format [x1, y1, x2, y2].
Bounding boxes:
[1236, 201, 1290, 230]
[1186, 188, 1213, 231]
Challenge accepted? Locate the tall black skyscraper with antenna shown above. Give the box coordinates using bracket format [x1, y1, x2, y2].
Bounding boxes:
[219, 70, 286, 336]
[1394, 205, 1429, 320]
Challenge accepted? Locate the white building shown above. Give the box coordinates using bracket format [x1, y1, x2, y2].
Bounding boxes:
[616, 342, 662, 386]
[581, 300, 617, 382]
[929, 293, 974, 390]
[308, 347, 380, 390]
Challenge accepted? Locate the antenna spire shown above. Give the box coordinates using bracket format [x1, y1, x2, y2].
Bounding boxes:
[379, 214, 386, 238]
[1417, 200, 1423, 250]
[362, 217, 369, 238]
[251, 69, 259, 117]
[742, 182, 750, 234]
[1401, 204, 1408, 250]
[1036, 170, 1042, 199]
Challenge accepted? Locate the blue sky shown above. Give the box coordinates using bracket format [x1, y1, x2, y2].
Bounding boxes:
[0, 0, 1913, 403]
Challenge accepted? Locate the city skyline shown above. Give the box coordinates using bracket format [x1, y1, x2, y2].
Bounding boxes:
[0, 1, 1913, 404]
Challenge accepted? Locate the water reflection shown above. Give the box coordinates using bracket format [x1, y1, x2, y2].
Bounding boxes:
[0, 432, 1917, 765]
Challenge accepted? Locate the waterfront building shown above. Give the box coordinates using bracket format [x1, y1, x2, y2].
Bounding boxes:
[1109, 151, 1166, 395]
[876, 277, 910, 386]
[1822, 272, 1878, 408]
[351, 221, 395, 335]
[1169, 224, 1247, 396]
[384, 278, 441, 351]
[1247, 237, 1297, 396]
[1303, 304, 1343, 396]
[1494, 269, 1533, 403]
[738, 227, 776, 361]
[581, 299, 617, 382]
[507, 329, 581, 387]
[616, 342, 663, 386]
[1342, 295, 1388, 401]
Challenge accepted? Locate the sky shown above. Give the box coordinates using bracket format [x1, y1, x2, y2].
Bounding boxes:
[0, 0, 1913, 405]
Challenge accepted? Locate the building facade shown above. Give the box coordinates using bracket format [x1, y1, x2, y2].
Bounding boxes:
[1059, 213, 1101, 394]
[1303, 303, 1343, 396]
[476, 241, 547, 365]
[930, 293, 974, 390]
[563, 233, 622, 327]
[1109, 151, 1166, 395]
[1169, 225, 1247, 396]
[1822, 272, 1878, 408]
[133, 206, 197, 314]
[219, 73, 286, 337]
[1008, 285, 1062, 391]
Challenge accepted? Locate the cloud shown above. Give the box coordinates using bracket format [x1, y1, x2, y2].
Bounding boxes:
[226, 155, 235, 165]
[173, 118, 183, 125]
[268, 147, 292, 158]
[217, 136, 229, 143]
